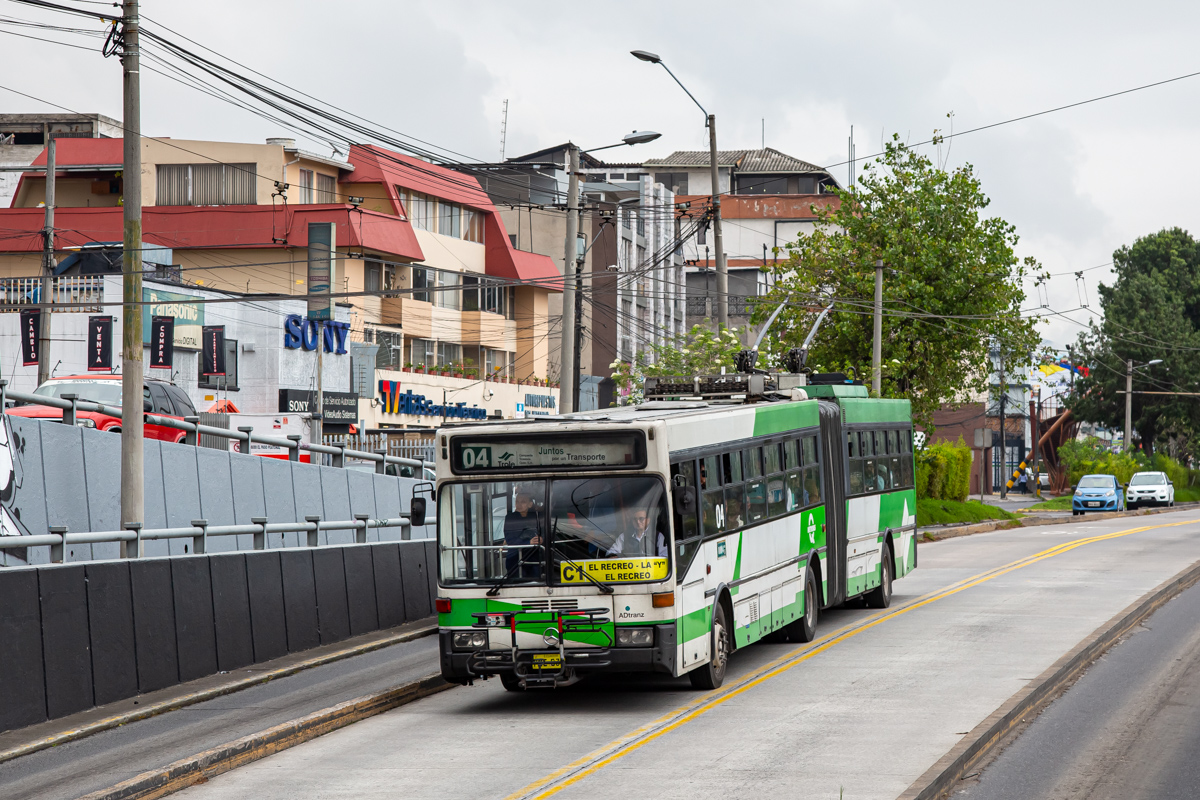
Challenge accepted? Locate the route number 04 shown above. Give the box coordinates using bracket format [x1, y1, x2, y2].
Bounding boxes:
[461, 446, 491, 469]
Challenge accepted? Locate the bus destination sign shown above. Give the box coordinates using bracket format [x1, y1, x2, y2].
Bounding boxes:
[450, 432, 645, 473]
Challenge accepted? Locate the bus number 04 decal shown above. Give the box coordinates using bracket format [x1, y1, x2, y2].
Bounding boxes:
[461, 446, 491, 469]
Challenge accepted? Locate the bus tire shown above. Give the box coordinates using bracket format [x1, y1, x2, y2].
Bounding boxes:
[500, 672, 523, 691]
[689, 600, 730, 690]
[785, 565, 819, 643]
[865, 545, 893, 609]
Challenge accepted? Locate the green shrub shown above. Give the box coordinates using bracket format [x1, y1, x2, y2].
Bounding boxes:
[917, 438, 973, 501]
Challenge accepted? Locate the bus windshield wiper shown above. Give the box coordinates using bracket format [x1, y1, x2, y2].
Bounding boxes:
[485, 558, 524, 597]
[550, 519, 614, 594]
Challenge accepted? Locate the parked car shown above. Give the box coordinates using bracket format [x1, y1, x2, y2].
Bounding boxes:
[6, 375, 196, 443]
[1072, 473, 1125, 515]
[1127, 471, 1175, 509]
[345, 460, 435, 480]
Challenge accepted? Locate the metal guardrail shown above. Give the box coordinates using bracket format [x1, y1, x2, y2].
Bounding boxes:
[0, 380, 434, 474]
[0, 515, 412, 562]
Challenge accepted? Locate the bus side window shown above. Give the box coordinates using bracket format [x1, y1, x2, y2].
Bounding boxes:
[849, 458, 865, 495]
[670, 461, 699, 541]
[785, 439, 799, 470]
[847, 431, 857, 459]
[888, 429, 899, 456]
[723, 483, 745, 530]
[802, 436, 817, 467]
[743, 447, 763, 480]
[703, 488, 724, 536]
[786, 470, 802, 510]
[723, 450, 743, 485]
[764, 442, 782, 475]
[803, 466, 822, 505]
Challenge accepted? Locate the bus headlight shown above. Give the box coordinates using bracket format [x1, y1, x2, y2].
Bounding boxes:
[452, 631, 488, 650]
[616, 628, 654, 647]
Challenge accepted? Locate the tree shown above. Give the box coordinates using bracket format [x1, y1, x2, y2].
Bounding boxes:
[757, 135, 1042, 428]
[610, 325, 745, 405]
[1067, 228, 1200, 458]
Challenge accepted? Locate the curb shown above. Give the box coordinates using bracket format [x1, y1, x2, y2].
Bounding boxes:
[920, 501, 1200, 542]
[0, 622, 438, 766]
[77, 674, 451, 800]
[898, 556, 1200, 800]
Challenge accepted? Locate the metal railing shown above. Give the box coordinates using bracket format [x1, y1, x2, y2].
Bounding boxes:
[0, 275, 105, 311]
[0, 515, 413, 562]
[323, 432, 436, 466]
[0, 380, 434, 474]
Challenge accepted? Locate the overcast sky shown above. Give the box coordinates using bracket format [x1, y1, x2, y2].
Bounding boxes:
[5, 0, 1200, 352]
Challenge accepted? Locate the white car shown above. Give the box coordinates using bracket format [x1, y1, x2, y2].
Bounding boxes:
[1127, 471, 1175, 509]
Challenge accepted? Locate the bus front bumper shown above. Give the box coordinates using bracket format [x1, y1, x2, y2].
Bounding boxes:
[439, 624, 677, 685]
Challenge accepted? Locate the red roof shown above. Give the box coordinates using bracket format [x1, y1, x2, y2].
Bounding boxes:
[484, 214, 562, 289]
[27, 137, 123, 167]
[0, 205, 424, 260]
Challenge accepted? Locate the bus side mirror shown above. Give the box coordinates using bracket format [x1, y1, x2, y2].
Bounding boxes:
[410, 496, 427, 527]
[674, 486, 696, 515]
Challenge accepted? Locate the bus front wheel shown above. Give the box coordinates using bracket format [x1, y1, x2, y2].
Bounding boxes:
[500, 672, 523, 692]
[785, 565, 819, 643]
[689, 601, 730, 690]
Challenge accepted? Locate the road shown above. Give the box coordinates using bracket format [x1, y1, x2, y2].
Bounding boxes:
[5, 509, 1200, 800]
[954, 559, 1200, 800]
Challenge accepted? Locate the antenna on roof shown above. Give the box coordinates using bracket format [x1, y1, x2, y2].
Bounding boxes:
[499, 99, 509, 161]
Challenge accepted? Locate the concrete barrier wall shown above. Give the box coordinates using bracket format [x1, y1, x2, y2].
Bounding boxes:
[0, 539, 437, 733]
[0, 416, 432, 567]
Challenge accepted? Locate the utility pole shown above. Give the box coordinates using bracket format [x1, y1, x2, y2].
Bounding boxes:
[872, 258, 883, 395]
[120, 0, 144, 530]
[558, 144, 580, 414]
[998, 345, 1007, 500]
[1030, 396, 1040, 499]
[37, 136, 55, 387]
[315, 328, 323, 443]
[1125, 358, 1133, 452]
[708, 114, 727, 329]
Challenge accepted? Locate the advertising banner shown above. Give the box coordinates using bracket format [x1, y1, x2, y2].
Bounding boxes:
[19, 309, 39, 366]
[201, 325, 226, 376]
[142, 288, 203, 349]
[86, 315, 113, 371]
[149, 316, 175, 369]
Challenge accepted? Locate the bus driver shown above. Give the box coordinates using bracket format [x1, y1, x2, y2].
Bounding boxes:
[606, 507, 667, 558]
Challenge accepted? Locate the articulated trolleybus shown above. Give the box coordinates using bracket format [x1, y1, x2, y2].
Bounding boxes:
[435, 372, 917, 690]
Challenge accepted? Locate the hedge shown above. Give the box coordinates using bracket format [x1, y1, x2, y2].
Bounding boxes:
[917, 438, 973, 502]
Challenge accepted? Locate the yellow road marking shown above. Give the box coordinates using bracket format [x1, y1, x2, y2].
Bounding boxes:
[504, 518, 1197, 800]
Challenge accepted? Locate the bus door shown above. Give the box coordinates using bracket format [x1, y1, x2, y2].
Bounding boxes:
[818, 401, 848, 607]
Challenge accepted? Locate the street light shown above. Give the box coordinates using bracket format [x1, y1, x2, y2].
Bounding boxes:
[558, 131, 661, 414]
[1125, 358, 1164, 451]
[631, 49, 728, 329]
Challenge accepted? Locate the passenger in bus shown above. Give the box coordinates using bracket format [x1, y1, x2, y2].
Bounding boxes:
[804, 475, 821, 505]
[865, 461, 885, 492]
[504, 490, 542, 577]
[849, 469, 864, 495]
[725, 496, 745, 529]
[607, 507, 668, 557]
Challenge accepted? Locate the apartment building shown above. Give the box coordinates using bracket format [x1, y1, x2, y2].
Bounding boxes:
[644, 148, 840, 341]
[475, 146, 685, 408]
[0, 126, 560, 429]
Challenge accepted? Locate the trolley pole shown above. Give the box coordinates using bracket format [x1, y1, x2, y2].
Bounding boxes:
[120, 0, 145, 529]
[1125, 358, 1133, 452]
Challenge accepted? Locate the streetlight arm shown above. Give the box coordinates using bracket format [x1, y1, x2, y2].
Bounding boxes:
[658, 62, 708, 119]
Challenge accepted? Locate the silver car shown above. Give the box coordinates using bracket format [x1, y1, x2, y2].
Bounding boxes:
[1127, 471, 1175, 509]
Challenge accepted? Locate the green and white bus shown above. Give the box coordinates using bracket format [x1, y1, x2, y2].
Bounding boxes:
[434, 378, 917, 690]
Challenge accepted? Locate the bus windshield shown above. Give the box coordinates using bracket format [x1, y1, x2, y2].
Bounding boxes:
[439, 476, 669, 586]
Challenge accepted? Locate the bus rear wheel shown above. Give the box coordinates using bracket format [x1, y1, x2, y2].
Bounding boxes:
[785, 565, 819, 643]
[689, 601, 730, 690]
[865, 546, 893, 609]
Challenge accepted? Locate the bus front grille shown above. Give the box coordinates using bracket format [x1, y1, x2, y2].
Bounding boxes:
[521, 599, 579, 611]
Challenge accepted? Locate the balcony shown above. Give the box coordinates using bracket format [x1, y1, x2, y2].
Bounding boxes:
[0, 275, 105, 312]
[379, 296, 431, 338]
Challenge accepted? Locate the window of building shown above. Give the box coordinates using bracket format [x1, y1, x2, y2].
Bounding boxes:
[655, 172, 689, 194]
[317, 173, 337, 203]
[439, 203, 461, 238]
[410, 337, 435, 369]
[462, 275, 479, 312]
[412, 267, 431, 303]
[437, 341, 462, 367]
[374, 328, 405, 370]
[485, 347, 510, 378]
[156, 163, 255, 206]
[404, 190, 436, 231]
[735, 174, 788, 195]
[464, 209, 485, 243]
[198, 337, 238, 390]
[366, 261, 381, 293]
[436, 271, 461, 310]
[299, 169, 314, 204]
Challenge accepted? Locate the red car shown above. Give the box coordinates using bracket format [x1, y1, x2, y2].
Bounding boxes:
[6, 375, 197, 443]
